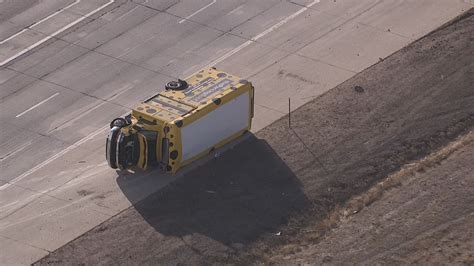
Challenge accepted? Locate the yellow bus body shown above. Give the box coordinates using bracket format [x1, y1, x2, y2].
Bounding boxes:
[106, 68, 254, 174]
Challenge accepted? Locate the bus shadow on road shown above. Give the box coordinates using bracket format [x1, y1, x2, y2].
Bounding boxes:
[116, 133, 309, 247]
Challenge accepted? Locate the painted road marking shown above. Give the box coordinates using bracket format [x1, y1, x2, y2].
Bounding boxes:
[0, 0, 320, 191]
[0, 124, 109, 191]
[15, 92, 60, 118]
[0, 141, 33, 162]
[116, 0, 148, 21]
[0, 0, 115, 66]
[0, 0, 81, 45]
[49, 83, 134, 133]
[178, 0, 217, 23]
[206, 0, 320, 68]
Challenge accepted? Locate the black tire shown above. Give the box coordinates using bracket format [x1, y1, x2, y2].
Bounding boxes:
[165, 79, 188, 91]
[116, 132, 125, 170]
[106, 127, 121, 169]
[110, 117, 127, 129]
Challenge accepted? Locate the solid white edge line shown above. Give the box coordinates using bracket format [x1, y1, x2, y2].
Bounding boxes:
[0, 0, 81, 45]
[29, 0, 82, 28]
[0, 0, 319, 191]
[178, 0, 217, 23]
[15, 92, 60, 118]
[205, 0, 320, 68]
[0, 125, 109, 191]
[0, 29, 28, 45]
[0, 0, 115, 66]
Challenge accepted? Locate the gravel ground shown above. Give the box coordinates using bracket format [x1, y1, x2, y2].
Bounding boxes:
[37, 8, 474, 265]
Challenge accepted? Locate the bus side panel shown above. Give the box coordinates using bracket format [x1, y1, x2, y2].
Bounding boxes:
[180, 91, 250, 162]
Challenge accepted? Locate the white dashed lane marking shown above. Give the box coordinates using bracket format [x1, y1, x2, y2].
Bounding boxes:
[0, 0, 320, 190]
[15, 92, 60, 118]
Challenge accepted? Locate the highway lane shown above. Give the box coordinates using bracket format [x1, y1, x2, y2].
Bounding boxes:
[1, 0, 308, 183]
[0, 0, 472, 264]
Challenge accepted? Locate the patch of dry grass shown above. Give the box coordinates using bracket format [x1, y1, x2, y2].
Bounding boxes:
[267, 130, 474, 262]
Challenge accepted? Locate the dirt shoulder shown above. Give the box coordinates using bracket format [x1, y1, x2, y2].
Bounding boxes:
[37, 9, 474, 265]
[281, 132, 474, 264]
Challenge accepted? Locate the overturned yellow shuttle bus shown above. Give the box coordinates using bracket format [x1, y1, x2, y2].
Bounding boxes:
[106, 68, 254, 174]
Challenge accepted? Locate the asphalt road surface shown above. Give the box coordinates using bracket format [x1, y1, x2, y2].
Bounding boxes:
[35, 8, 474, 265]
[0, 0, 472, 264]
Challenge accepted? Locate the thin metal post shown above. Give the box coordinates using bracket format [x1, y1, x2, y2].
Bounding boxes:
[288, 97, 291, 128]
